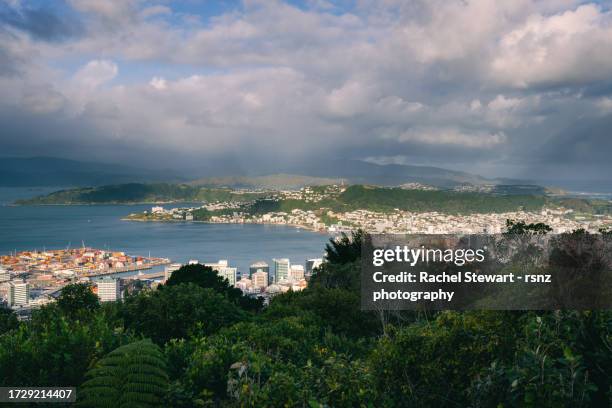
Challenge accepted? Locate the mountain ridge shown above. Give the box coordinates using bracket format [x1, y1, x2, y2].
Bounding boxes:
[0, 156, 533, 189]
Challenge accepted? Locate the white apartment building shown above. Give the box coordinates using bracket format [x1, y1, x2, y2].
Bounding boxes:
[8, 281, 29, 307]
[252, 270, 268, 289]
[289, 264, 305, 281]
[97, 278, 120, 302]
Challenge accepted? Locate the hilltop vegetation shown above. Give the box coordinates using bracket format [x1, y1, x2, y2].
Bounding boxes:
[337, 185, 547, 213]
[246, 185, 547, 215]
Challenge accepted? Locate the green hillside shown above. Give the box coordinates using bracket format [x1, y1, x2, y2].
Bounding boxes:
[337, 185, 547, 213]
[15, 183, 266, 205]
[244, 185, 547, 215]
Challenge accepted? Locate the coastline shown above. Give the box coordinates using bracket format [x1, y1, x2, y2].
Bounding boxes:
[11, 200, 204, 206]
[121, 216, 328, 233]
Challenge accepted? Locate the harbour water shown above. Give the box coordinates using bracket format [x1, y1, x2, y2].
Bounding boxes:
[0, 188, 331, 276]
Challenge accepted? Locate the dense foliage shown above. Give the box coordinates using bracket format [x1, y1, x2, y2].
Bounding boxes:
[0, 227, 610, 407]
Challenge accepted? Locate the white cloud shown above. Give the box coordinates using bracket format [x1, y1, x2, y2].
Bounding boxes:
[491, 4, 612, 87]
[325, 81, 374, 117]
[149, 77, 167, 90]
[488, 95, 522, 111]
[73, 60, 118, 89]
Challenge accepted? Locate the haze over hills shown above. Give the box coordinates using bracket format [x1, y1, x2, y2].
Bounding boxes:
[284, 159, 530, 187]
[1, 156, 540, 190]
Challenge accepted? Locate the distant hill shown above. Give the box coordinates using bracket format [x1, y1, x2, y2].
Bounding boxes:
[189, 174, 342, 189]
[2, 156, 546, 192]
[0, 157, 183, 187]
[189, 160, 533, 189]
[285, 159, 530, 188]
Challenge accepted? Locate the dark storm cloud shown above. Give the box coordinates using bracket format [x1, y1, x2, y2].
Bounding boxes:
[527, 115, 612, 169]
[0, 4, 82, 41]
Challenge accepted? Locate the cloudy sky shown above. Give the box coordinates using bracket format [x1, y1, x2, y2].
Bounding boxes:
[1, 0, 612, 185]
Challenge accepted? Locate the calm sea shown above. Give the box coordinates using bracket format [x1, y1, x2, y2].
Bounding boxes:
[0, 188, 330, 276]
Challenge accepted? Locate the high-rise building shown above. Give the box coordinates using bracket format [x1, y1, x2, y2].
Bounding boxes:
[8, 281, 29, 307]
[305, 258, 323, 276]
[249, 261, 269, 278]
[97, 278, 120, 302]
[164, 263, 182, 281]
[272, 258, 290, 284]
[204, 260, 237, 286]
[252, 270, 268, 289]
[289, 264, 305, 281]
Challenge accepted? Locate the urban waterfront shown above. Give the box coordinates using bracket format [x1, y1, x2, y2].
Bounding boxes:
[0, 188, 330, 276]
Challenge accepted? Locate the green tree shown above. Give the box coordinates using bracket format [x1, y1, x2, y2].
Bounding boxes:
[324, 230, 366, 265]
[79, 339, 169, 408]
[166, 264, 232, 292]
[57, 283, 100, 317]
[166, 264, 263, 312]
[120, 284, 247, 345]
[0, 306, 18, 335]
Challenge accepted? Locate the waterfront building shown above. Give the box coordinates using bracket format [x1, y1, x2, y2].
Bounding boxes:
[164, 263, 182, 281]
[97, 278, 120, 302]
[8, 281, 29, 307]
[289, 264, 305, 281]
[188, 259, 199, 265]
[249, 261, 269, 278]
[204, 260, 237, 286]
[272, 258, 290, 284]
[252, 270, 268, 289]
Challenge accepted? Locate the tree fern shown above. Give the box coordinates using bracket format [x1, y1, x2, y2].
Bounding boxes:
[78, 339, 169, 408]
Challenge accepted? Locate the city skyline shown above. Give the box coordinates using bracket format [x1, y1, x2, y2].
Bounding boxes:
[1, 0, 612, 185]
